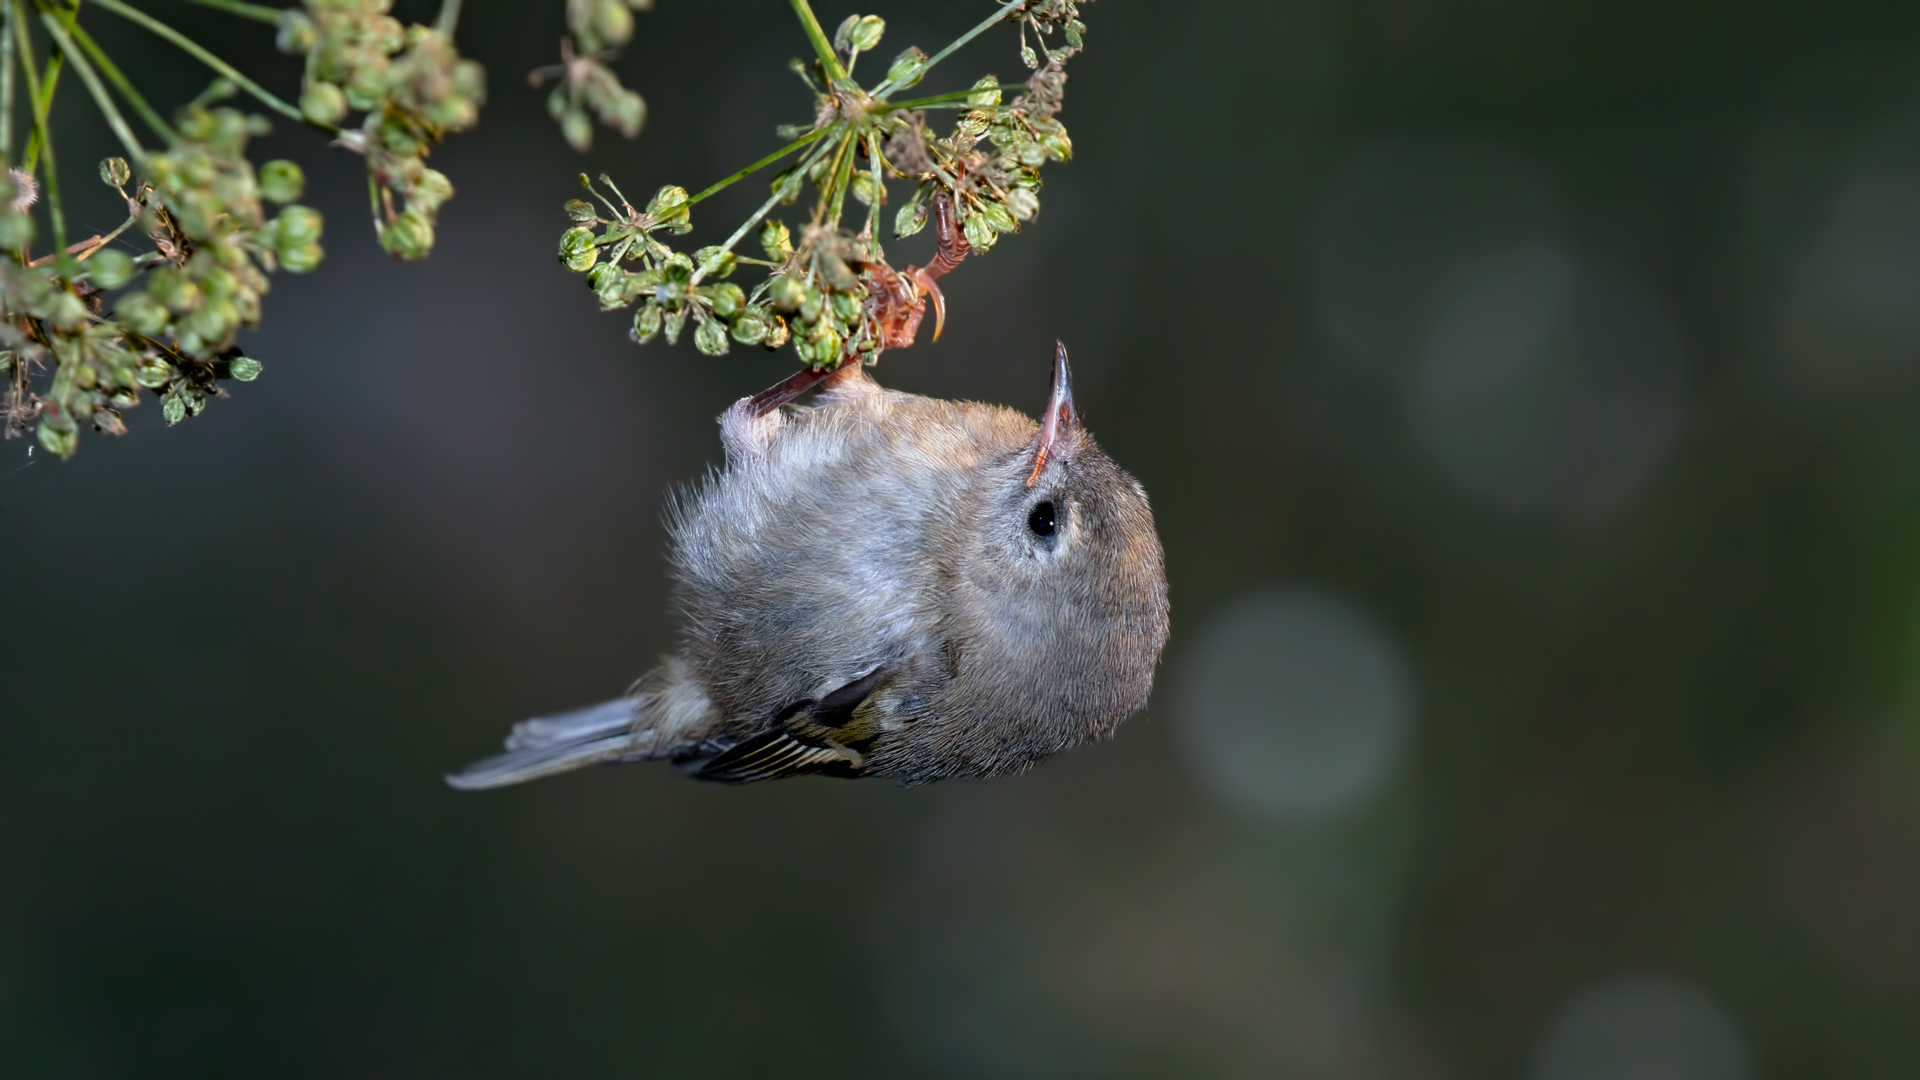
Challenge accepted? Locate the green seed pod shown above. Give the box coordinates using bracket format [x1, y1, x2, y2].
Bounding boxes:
[267, 206, 321, 252]
[228, 356, 263, 382]
[886, 47, 927, 89]
[182, 298, 239, 345]
[379, 211, 435, 261]
[198, 266, 238, 302]
[275, 9, 315, 53]
[257, 160, 304, 203]
[134, 353, 176, 389]
[765, 313, 791, 349]
[149, 267, 202, 314]
[708, 282, 746, 319]
[968, 76, 1002, 108]
[280, 242, 324, 273]
[760, 218, 793, 262]
[769, 274, 806, 312]
[694, 316, 730, 356]
[0, 210, 36, 252]
[37, 420, 78, 458]
[408, 169, 454, 216]
[299, 80, 348, 125]
[810, 324, 841, 367]
[1042, 130, 1073, 161]
[99, 157, 132, 188]
[646, 185, 691, 233]
[662, 252, 695, 283]
[559, 226, 599, 272]
[631, 302, 663, 344]
[730, 308, 768, 346]
[162, 392, 187, 424]
[829, 290, 860, 323]
[848, 15, 885, 53]
[590, 0, 635, 49]
[116, 293, 171, 336]
[566, 199, 597, 222]
[850, 172, 880, 207]
[86, 249, 136, 291]
[798, 287, 824, 324]
[1004, 187, 1039, 222]
[979, 199, 1017, 234]
[962, 210, 997, 252]
[894, 200, 927, 238]
[605, 90, 646, 139]
[561, 109, 593, 153]
[663, 307, 686, 345]
[45, 292, 89, 331]
[694, 246, 738, 280]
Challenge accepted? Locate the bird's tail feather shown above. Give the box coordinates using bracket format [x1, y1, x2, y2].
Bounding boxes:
[444, 699, 642, 790]
[444, 657, 716, 791]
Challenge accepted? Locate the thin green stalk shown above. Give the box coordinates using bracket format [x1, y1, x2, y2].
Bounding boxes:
[92, 0, 321, 130]
[688, 128, 826, 206]
[862, 130, 882, 242]
[0, 2, 14, 158]
[788, 0, 848, 87]
[60, 18, 177, 143]
[690, 135, 837, 287]
[879, 86, 1013, 111]
[824, 129, 857, 230]
[808, 127, 851, 228]
[11, 0, 65, 261]
[39, 14, 143, 162]
[872, 0, 1023, 99]
[20, 27, 62, 173]
[185, 0, 280, 24]
[433, 0, 461, 37]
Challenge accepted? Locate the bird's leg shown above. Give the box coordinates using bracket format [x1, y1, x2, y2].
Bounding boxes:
[903, 191, 971, 343]
[744, 365, 836, 418]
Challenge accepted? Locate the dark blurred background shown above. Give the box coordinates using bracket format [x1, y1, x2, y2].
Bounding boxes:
[6, 0, 1920, 1075]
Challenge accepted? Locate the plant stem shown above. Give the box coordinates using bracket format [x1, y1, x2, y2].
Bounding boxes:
[92, 0, 326, 132]
[879, 86, 1012, 110]
[0, 2, 14, 159]
[20, 23, 61, 173]
[862, 130, 882, 249]
[687, 128, 825, 206]
[185, 0, 279, 24]
[787, 0, 848, 87]
[824, 128, 856, 229]
[59, 17, 177, 143]
[433, 0, 461, 38]
[39, 14, 144, 161]
[690, 135, 836, 287]
[872, 0, 1023, 98]
[11, 0, 64, 261]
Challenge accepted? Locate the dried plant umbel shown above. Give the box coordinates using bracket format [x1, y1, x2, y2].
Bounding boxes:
[0, 0, 498, 458]
[558, 0, 1091, 402]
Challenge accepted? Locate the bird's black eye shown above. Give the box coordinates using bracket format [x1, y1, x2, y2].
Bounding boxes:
[1028, 500, 1057, 538]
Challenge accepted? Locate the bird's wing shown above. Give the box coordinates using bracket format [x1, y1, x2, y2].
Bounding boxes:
[691, 729, 859, 783]
[690, 663, 898, 784]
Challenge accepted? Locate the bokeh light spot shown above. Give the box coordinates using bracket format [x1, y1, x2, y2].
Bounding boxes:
[1530, 975, 1753, 1080]
[1414, 249, 1687, 520]
[1175, 586, 1416, 821]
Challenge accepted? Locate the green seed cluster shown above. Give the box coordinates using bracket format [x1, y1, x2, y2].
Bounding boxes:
[562, 181, 795, 360]
[1, 105, 315, 457]
[277, 0, 483, 260]
[554, 3, 1094, 376]
[538, 0, 651, 152]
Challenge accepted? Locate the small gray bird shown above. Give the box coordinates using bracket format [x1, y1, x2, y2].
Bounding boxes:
[445, 342, 1168, 789]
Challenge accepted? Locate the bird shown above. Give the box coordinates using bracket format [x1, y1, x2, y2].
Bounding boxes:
[444, 342, 1169, 789]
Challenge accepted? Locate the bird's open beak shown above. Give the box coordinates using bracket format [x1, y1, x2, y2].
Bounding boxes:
[1026, 341, 1079, 488]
